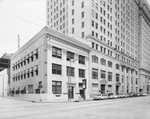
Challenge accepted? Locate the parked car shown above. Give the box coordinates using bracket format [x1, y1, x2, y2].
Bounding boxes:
[108, 93, 118, 99]
[117, 94, 124, 98]
[142, 93, 148, 96]
[128, 92, 134, 97]
[93, 94, 108, 100]
[133, 93, 139, 97]
[123, 94, 129, 98]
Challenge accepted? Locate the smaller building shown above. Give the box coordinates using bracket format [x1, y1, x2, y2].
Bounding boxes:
[0, 53, 11, 96]
[10, 27, 90, 101]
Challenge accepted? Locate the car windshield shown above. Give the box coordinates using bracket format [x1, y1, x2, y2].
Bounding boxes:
[102, 94, 107, 96]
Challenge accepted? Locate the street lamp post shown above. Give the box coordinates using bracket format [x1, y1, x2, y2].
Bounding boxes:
[0, 75, 4, 96]
[68, 59, 77, 101]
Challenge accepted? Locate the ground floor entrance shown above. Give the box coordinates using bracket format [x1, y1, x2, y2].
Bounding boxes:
[101, 84, 105, 94]
[116, 86, 119, 95]
[68, 86, 74, 99]
[80, 89, 85, 99]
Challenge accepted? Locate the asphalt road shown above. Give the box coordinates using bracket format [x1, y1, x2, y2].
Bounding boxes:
[0, 96, 150, 119]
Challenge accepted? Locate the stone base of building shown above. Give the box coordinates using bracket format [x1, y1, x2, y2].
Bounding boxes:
[9, 93, 91, 102]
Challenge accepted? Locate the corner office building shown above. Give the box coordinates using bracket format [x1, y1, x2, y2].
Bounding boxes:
[10, 27, 90, 101]
[10, 26, 139, 102]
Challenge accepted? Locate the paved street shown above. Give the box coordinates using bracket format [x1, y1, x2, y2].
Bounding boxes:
[0, 96, 150, 119]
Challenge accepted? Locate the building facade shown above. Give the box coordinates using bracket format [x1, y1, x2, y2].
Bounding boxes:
[138, 0, 150, 94]
[10, 27, 90, 101]
[46, 0, 140, 97]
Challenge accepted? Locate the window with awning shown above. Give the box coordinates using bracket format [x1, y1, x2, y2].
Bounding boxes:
[34, 49, 38, 59]
[35, 66, 39, 76]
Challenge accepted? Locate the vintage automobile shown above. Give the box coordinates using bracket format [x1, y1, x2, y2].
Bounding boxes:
[117, 94, 124, 98]
[108, 93, 118, 99]
[93, 94, 108, 100]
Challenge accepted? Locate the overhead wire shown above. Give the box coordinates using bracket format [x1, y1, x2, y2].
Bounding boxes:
[1, 1, 85, 41]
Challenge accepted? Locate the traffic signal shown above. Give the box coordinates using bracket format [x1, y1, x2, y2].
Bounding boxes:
[82, 79, 86, 89]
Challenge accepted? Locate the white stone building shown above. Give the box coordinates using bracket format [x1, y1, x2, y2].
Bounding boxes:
[10, 27, 90, 101]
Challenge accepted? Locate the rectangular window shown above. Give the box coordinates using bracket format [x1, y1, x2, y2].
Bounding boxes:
[79, 69, 85, 78]
[52, 64, 62, 75]
[92, 42, 94, 48]
[92, 20, 94, 27]
[108, 72, 112, 81]
[116, 64, 120, 70]
[67, 51, 74, 61]
[81, 11, 84, 18]
[101, 70, 106, 79]
[81, 32, 84, 38]
[96, 23, 98, 29]
[116, 74, 120, 82]
[72, 18, 74, 24]
[52, 47, 62, 58]
[67, 66, 75, 77]
[72, 28, 74, 34]
[95, 13, 98, 19]
[92, 68, 98, 79]
[81, 22, 84, 28]
[72, 9, 74, 15]
[92, 31, 94, 36]
[81, 1, 84, 8]
[52, 81, 62, 94]
[72, 0, 74, 6]
[79, 55, 85, 65]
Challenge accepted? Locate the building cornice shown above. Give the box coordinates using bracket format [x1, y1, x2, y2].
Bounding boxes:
[11, 28, 46, 59]
[45, 27, 90, 53]
[139, 67, 150, 74]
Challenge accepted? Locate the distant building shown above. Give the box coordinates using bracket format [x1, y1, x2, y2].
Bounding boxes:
[0, 69, 9, 96]
[0, 53, 11, 96]
[138, 0, 150, 94]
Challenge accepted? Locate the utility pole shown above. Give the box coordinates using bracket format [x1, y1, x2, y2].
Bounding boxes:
[68, 59, 77, 101]
[18, 34, 20, 49]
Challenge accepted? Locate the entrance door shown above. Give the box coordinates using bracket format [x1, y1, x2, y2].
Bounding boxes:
[116, 86, 119, 95]
[101, 84, 105, 94]
[80, 90, 85, 99]
[70, 86, 74, 98]
[68, 86, 74, 99]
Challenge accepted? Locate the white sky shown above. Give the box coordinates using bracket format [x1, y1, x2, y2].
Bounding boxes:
[0, 0, 150, 57]
[0, 0, 46, 56]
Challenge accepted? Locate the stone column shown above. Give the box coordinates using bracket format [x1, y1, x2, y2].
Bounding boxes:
[46, 43, 52, 94]
[62, 49, 68, 100]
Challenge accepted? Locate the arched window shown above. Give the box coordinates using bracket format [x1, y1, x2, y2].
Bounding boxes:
[100, 58, 106, 65]
[116, 64, 120, 70]
[108, 61, 112, 67]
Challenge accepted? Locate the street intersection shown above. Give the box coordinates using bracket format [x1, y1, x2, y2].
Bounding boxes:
[0, 96, 150, 119]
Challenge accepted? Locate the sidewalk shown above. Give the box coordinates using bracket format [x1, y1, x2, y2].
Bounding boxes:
[2, 96, 93, 103]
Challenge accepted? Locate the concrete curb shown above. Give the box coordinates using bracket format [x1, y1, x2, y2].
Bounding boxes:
[3, 96, 93, 103]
